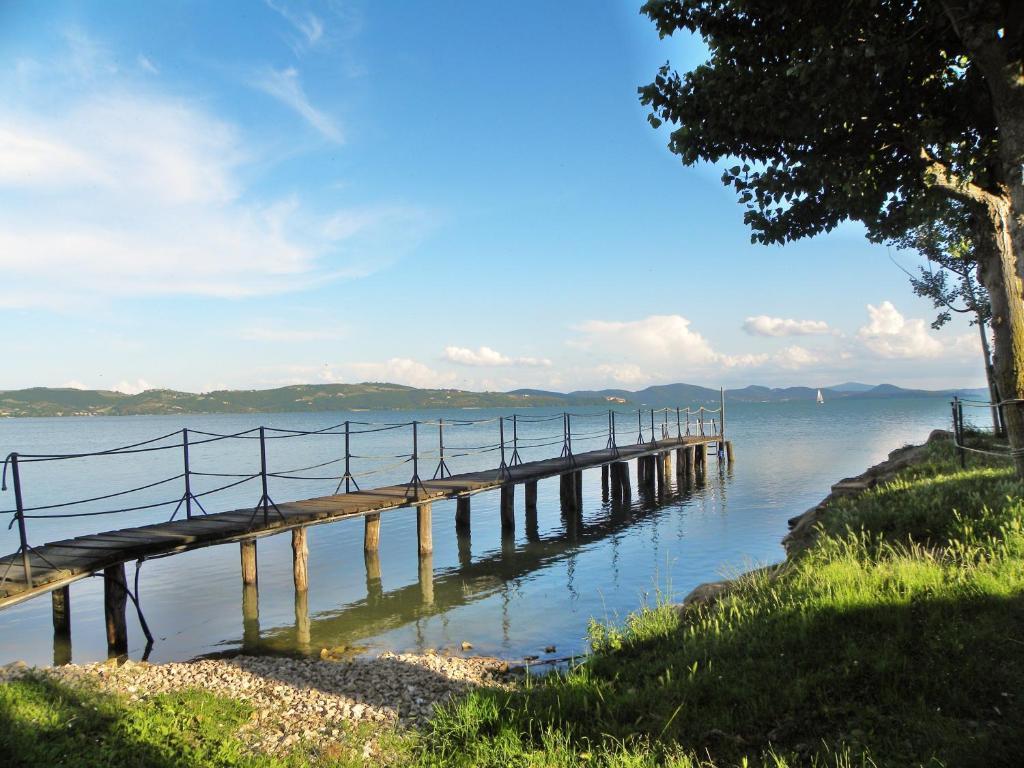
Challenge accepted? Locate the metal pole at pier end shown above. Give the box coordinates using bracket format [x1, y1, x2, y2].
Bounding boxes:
[720, 387, 726, 441]
[405, 421, 427, 499]
[183, 429, 193, 519]
[510, 414, 523, 466]
[650, 409, 656, 445]
[433, 419, 451, 479]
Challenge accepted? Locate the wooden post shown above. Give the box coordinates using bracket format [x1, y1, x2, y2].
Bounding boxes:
[52, 585, 71, 638]
[654, 453, 666, 491]
[455, 495, 471, 532]
[52, 586, 71, 666]
[725, 440, 734, 463]
[417, 503, 433, 555]
[291, 527, 308, 592]
[104, 563, 128, 655]
[559, 473, 577, 512]
[698, 444, 708, 478]
[617, 461, 631, 499]
[457, 529, 472, 567]
[675, 447, 685, 477]
[294, 587, 310, 653]
[685, 446, 696, 485]
[525, 480, 538, 512]
[601, 464, 609, 498]
[663, 450, 673, 479]
[364, 512, 381, 552]
[419, 552, 434, 606]
[574, 471, 582, 511]
[500, 484, 515, 530]
[240, 539, 258, 586]
[242, 582, 260, 650]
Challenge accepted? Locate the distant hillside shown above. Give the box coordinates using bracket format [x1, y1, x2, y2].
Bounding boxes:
[0, 381, 978, 417]
[0, 384, 604, 417]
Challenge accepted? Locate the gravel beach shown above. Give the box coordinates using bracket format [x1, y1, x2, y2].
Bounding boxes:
[0, 652, 511, 755]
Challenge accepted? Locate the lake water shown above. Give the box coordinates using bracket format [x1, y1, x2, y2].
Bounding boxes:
[0, 398, 958, 667]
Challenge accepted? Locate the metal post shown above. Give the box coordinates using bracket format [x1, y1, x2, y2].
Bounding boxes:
[663, 408, 669, 439]
[498, 417, 509, 479]
[258, 427, 270, 524]
[685, 408, 690, 436]
[566, 413, 574, 464]
[335, 420, 360, 493]
[650, 409, 656, 444]
[182, 428, 193, 519]
[720, 387, 726, 440]
[433, 418, 451, 479]
[957, 398, 966, 468]
[406, 421, 426, 499]
[636, 408, 645, 444]
[699, 408, 705, 436]
[511, 414, 522, 466]
[676, 407, 682, 439]
[11, 454, 31, 588]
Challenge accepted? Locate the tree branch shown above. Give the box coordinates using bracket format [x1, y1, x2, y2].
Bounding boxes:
[920, 148, 998, 207]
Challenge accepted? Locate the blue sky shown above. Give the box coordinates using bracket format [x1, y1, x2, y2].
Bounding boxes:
[0, 1, 985, 393]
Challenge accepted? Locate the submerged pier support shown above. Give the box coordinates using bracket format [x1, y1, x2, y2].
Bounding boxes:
[240, 539, 258, 586]
[104, 563, 128, 656]
[292, 527, 308, 592]
[455, 495, 471, 532]
[52, 586, 71, 665]
[364, 513, 381, 552]
[725, 440, 734, 464]
[500, 484, 515, 530]
[417, 503, 433, 555]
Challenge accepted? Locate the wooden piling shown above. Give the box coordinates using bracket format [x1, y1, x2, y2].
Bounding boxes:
[240, 539, 258, 586]
[417, 503, 433, 555]
[457, 530, 472, 567]
[455, 495, 471, 532]
[241, 582, 260, 650]
[104, 563, 128, 655]
[601, 464, 609, 498]
[418, 552, 434, 606]
[654, 453, 666, 490]
[610, 462, 626, 499]
[500, 484, 515, 530]
[291, 527, 308, 592]
[574, 471, 583, 510]
[685, 446, 696, 485]
[52, 585, 70, 638]
[294, 587, 310, 652]
[725, 440, 734, 463]
[559, 473, 577, 512]
[364, 512, 381, 553]
[524, 480, 538, 512]
[675, 447, 685, 477]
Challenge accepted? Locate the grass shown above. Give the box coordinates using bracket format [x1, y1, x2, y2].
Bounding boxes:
[2, 437, 1022, 767]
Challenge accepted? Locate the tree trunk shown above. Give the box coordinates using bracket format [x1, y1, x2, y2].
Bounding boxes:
[978, 200, 1024, 476]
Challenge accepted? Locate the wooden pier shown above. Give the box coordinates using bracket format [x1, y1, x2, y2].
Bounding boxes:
[0, 403, 731, 656]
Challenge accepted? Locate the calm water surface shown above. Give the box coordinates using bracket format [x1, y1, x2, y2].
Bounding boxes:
[0, 398, 955, 667]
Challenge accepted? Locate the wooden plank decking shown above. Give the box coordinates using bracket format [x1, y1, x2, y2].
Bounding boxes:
[0, 435, 719, 610]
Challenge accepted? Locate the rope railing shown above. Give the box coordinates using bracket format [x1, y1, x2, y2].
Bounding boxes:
[0, 402, 726, 589]
[950, 396, 1017, 466]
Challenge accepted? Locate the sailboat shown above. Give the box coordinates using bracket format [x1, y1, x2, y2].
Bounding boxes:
[816, 388, 825, 405]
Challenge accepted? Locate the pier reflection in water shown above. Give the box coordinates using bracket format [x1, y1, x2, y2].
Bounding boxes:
[233, 456, 724, 660]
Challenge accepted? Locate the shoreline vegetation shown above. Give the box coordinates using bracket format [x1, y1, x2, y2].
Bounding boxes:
[3, 432, 1022, 766]
[0, 381, 986, 418]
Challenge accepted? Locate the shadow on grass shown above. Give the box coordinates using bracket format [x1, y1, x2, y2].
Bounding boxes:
[423, 589, 1024, 767]
[0, 675, 258, 768]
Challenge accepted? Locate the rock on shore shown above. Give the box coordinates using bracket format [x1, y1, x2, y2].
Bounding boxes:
[0, 651, 510, 755]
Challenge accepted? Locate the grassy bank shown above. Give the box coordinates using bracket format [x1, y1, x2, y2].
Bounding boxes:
[3, 436, 1022, 766]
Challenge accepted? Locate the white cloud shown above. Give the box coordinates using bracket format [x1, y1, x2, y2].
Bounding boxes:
[265, 0, 324, 46]
[857, 301, 944, 359]
[594, 363, 648, 385]
[347, 358, 457, 389]
[112, 379, 153, 395]
[254, 67, 342, 143]
[574, 315, 718, 364]
[742, 315, 831, 337]
[444, 346, 551, 368]
[772, 345, 821, 370]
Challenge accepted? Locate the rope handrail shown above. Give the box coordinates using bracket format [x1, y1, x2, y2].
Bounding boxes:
[0, 473, 186, 515]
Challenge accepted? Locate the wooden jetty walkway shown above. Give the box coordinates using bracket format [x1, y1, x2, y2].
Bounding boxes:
[0, 402, 731, 657]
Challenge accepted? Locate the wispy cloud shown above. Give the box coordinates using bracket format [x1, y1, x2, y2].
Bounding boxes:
[137, 54, 159, 75]
[265, 0, 324, 48]
[253, 67, 343, 143]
